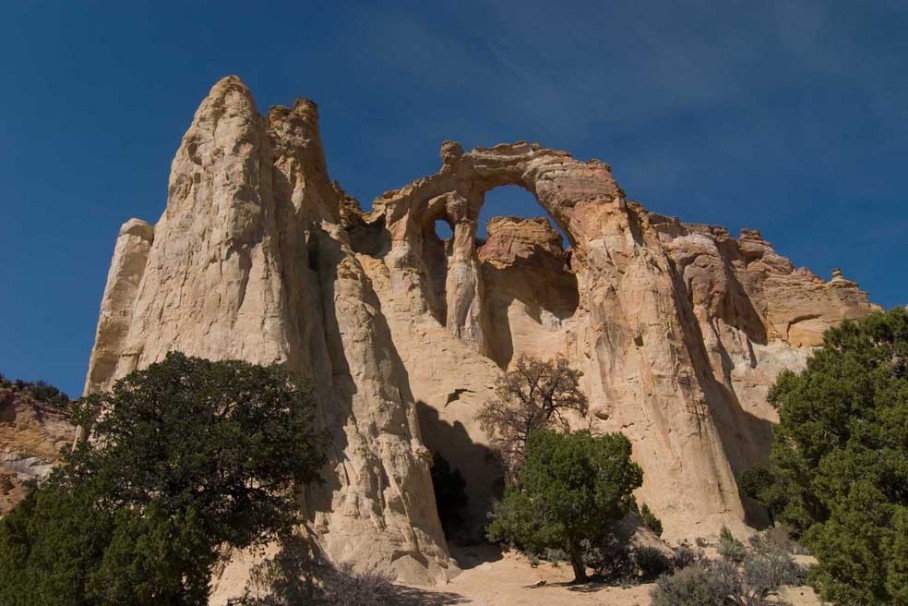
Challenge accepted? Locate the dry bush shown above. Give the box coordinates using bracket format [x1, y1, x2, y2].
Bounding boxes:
[749, 524, 809, 556]
[478, 354, 587, 477]
[635, 546, 673, 581]
[672, 546, 704, 570]
[652, 540, 807, 606]
[742, 548, 807, 597]
[651, 561, 741, 606]
[322, 564, 401, 606]
[718, 526, 747, 564]
[239, 534, 431, 606]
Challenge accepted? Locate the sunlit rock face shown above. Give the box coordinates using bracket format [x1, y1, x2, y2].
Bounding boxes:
[84, 77, 877, 595]
[84, 77, 453, 591]
[360, 139, 874, 542]
[0, 389, 76, 516]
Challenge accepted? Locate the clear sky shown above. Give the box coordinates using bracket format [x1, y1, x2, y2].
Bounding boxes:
[1, 0, 906, 396]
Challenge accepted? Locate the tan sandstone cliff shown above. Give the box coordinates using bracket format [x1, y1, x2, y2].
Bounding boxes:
[0, 389, 75, 515]
[82, 77, 877, 594]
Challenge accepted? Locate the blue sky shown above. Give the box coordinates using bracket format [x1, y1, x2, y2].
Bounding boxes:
[1, 0, 906, 396]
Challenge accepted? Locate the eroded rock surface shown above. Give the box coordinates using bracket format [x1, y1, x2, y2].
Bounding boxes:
[81, 77, 877, 595]
[358, 140, 877, 541]
[0, 389, 75, 515]
[85, 78, 453, 593]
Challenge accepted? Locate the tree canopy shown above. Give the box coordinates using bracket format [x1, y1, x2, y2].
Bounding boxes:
[486, 429, 642, 582]
[0, 352, 328, 605]
[741, 308, 908, 605]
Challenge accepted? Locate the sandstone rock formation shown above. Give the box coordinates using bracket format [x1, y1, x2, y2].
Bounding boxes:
[357, 140, 875, 542]
[84, 77, 452, 588]
[82, 76, 877, 592]
[0, 388, 75, 515]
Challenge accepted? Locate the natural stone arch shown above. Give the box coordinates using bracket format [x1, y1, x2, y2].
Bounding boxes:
[365, 139, 765, 541]
[363, 139, 875, 546]
[368, 141, 622, 359]
[81, 78, 881, 596]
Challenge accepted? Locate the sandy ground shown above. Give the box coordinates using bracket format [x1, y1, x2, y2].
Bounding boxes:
[408, 545, 825, 606]
[210, 542, 826, 605]
[408, 545, 657, 606]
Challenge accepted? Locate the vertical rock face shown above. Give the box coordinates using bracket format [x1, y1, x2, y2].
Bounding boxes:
[83, 218, 154, 395]
[85, 76, 878, 591]
[84, 77, 452, 589]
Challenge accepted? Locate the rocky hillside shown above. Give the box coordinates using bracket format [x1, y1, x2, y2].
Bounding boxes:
[76, 76, 875, 592]
[0, 383, 75, 515]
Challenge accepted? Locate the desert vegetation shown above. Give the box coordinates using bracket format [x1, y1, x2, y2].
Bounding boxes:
[0, 371, 70, 408]
[483, 355, 658, 585]
[651, 530, 807, 606]
[0, 353, 327, 605]
[2, 309, 904, 604]
[486, 429, 643, 582]
[480, 353, 820, 604]
[741, 308, 908, 605]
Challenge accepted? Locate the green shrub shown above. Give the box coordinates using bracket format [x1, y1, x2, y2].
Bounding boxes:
[741, 308, 908, 603]
[718, 526, 747, 563]
[640, 502, 664, 537]
[486, 429, 643, 582]
[0, 353, 328, 605]
[0, 373, 70, 408]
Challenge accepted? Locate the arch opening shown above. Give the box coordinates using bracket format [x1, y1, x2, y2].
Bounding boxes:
[475, 185, 580, 369]
[433, 218, 454, 241]
[422, 217, 454, 325]
[477, 185, 568, 247]
[404, 183, 581, 369]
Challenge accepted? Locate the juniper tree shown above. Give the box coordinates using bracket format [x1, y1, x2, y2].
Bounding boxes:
[0, 352, 328, 605]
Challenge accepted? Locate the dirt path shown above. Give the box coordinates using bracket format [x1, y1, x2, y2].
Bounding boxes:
[409, 545, 824, 606]
[409, 545, 652, 605]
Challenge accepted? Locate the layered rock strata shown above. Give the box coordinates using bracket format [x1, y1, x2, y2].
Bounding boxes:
[83, 76, 877, 592]
[0, 390, 75, 515]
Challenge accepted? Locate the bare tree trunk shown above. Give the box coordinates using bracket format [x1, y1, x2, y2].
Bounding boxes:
[570, 555, 588, 583]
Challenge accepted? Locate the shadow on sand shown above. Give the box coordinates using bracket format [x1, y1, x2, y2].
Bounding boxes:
[390, 585, 470, 605]
[448, 543, 504, 571]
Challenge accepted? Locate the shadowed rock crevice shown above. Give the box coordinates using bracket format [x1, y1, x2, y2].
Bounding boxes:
[416, 401, 504, 543]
